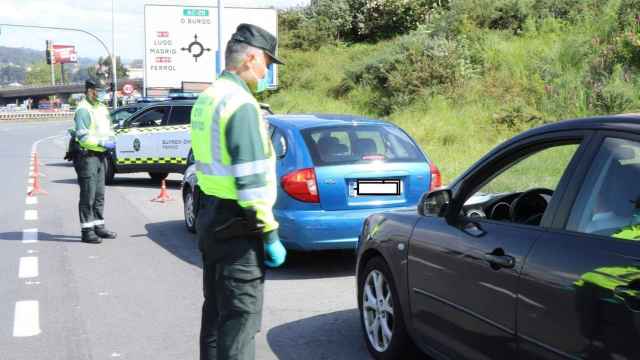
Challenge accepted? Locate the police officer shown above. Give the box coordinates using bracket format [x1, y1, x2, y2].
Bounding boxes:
[73, 80, 117, 244]
[191, 24, 287, 360]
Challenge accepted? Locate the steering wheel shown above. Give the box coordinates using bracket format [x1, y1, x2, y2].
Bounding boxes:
[510, 188, 554, 225]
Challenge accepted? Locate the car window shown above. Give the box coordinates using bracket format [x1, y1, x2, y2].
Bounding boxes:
[479, 144, 579, 194]
[127, 107, 168, 128]
[302, 125, 425, 166]
[466, 143, 580, 225]
[112, 109, 131, 124]
[272, 127, 287, 159]
[168, 106, 192, 125]
[566, 137, 640, 238]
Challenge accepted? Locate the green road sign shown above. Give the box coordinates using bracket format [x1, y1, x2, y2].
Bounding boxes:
[183, 8, 209, 17]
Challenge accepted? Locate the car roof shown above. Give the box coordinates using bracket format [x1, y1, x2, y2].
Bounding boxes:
[510, 114, 640, 141]
[267, 113, 391, 129]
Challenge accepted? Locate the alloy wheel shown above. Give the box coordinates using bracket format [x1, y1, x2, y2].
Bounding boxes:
[362, 269, 395, 352]
[184, 191, 195, 229]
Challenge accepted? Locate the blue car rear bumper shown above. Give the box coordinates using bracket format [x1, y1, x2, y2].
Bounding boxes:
[275, 206, 415, 251]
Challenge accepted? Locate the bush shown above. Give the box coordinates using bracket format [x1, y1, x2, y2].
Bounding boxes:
[451, 0, 534, 33]
[591, 65, 639, 114]
[340, 30, 477, 114]
[530, 0, 581, 20]
[348, 0, 439, 41]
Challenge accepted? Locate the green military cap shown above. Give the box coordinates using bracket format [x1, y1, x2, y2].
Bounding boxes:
[231, 23, 284, 65]
[85, 79, 97, 91]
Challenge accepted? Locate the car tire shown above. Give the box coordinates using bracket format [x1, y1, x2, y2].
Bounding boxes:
[105, 157, 115, 185]
[149, 172, 169, 182]
[359, 256, 416, 360]
[183, 188, 196, 233]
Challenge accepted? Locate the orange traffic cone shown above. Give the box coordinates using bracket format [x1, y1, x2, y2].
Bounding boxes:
[32, 153, 45, 177]
[28, 173, 48, 196]
[27, 152, 47, 196]
[151, 179, 173, 203]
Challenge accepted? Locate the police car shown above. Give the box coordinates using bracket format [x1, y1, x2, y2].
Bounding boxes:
[106, 98, 273, 184]
[106, 99, 195, 184]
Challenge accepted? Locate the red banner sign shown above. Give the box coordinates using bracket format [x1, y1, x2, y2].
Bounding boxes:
[51, 44, 78, 64]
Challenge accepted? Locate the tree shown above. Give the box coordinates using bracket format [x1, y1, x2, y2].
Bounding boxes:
[24, 62, 62, 85]
[87, 56, 129, 86]
[0, 65, 26, 85]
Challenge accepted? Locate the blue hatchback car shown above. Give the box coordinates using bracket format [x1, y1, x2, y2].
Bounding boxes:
[182, 114, 440, 251]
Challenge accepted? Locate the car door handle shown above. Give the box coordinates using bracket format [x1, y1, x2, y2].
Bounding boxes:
[483, 254, 515, 269]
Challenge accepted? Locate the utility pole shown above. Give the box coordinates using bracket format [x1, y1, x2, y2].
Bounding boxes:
[111, 0, 118, 108]
[217, 0, 224, 77]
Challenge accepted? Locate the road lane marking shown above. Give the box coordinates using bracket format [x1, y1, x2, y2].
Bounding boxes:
[24, 210, 38, 221]
[22, 229, 38, 243]
[27, 250, 39, 254]
[26, 186, 33, 193]
[12, 300, 41, 337]
[18, 257, 38, 279]
[26, 196, 38, 205]
[28, 178, 34, 184]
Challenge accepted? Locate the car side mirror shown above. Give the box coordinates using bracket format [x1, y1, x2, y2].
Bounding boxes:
[418, 189, 452, 217]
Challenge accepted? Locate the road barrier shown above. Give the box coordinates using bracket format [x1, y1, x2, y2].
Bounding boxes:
[0, 111, 74, 122]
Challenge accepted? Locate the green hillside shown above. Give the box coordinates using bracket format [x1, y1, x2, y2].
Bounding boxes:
[265, 0, 640, 182]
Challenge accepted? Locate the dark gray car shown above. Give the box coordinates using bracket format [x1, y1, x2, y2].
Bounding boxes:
[356, 114, 640, 360]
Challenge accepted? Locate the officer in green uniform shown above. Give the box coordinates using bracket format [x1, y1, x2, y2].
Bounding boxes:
[73, 80, 117, 244]
[191, 24, 287, 360]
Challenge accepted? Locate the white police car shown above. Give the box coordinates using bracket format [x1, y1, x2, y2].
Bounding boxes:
[106, 98, 273, 184]
[106, 99, 195, 184]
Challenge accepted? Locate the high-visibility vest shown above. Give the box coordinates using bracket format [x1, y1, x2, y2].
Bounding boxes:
[75, 99, 113, 152]
[191, 77, 278, 232]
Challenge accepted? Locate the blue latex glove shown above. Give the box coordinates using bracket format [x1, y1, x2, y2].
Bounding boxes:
[102, 140, 116, 150]
[263, 231, 287, 268]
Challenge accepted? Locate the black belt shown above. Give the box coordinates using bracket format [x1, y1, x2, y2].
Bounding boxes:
[79, 148, 106, 157]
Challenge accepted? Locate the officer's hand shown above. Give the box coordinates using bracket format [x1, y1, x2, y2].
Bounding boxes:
[102, 140, 116, 150]
[263, 231, 286, 268]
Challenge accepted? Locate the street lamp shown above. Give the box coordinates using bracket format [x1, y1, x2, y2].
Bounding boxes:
[0, 23, 118, 109]
[112, 0, 118, 109]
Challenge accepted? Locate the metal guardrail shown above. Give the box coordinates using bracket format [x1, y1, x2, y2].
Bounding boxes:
[0, 111, 74, 121]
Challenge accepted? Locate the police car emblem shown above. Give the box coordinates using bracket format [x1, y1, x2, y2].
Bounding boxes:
[133, 138, 141, 152]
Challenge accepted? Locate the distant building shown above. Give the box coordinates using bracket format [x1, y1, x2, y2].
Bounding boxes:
[126, 65, 144, 80]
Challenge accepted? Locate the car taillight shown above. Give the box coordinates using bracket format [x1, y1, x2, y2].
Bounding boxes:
[429, 162, 442, 192]
[281, 168, 320, 203]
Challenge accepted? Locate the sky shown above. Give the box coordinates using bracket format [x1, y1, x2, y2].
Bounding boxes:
[0, 0, 310, 62]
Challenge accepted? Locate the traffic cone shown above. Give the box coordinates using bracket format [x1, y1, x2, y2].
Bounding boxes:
[32, 153, 45, 177]
[151, 179, 173, 203]
[28, 173, 47, 196]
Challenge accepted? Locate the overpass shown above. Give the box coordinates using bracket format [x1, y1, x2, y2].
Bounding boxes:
[0, 83, 85, 106]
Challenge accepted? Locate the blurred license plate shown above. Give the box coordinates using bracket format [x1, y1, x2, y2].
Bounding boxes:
[355, 179, 401, 196]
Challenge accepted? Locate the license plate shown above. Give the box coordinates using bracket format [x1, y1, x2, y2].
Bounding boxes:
[354, 179, 401, 196]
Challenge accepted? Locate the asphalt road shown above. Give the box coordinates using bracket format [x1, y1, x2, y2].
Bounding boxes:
[0, 120, 372, 360]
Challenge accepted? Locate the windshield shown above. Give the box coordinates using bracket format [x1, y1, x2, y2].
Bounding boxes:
[301, 125, 425, 166]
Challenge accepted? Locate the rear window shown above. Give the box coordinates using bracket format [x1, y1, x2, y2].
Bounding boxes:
[302, 125, 425, 166]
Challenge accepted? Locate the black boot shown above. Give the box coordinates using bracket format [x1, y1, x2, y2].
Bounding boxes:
[81, 229, 102, 244]
[94, 226, 117, 239]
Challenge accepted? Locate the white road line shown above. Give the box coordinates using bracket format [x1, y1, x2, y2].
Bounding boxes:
[24, 210, 38, 221]
[12, 300, 41, 337]
[18, 257, 38, 279]
[28, 178, 35, 184]
[22, 229, 38, 243]
[26, 196, 38, 205]
[27, 186, 33, 193]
